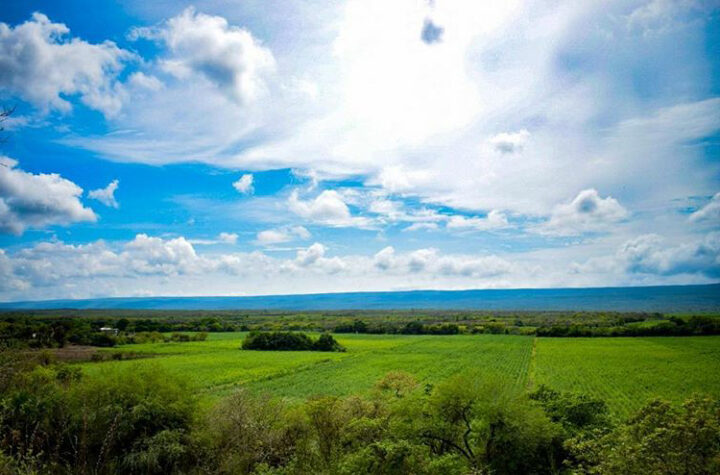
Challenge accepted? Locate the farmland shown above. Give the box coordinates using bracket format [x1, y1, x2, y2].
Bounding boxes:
[80, 332, 720, 417]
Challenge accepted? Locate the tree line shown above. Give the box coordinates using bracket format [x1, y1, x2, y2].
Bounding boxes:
[2, 313, 719, 350]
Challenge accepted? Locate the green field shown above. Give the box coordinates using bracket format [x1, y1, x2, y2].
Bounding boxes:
[80, 333, 720, 417]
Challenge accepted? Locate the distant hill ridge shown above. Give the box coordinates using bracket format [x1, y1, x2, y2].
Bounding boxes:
[1, 284, 718, 312]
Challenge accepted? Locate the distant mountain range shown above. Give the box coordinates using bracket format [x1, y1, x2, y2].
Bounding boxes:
[1, 284, 718, 312]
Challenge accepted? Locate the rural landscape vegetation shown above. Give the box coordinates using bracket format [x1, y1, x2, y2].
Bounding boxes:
[1, 0, 720, 473]
[1, 309, 720, 473]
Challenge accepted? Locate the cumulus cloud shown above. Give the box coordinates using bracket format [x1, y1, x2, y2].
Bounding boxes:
[0, 157, 96, 235]
[233, 173, 254, 194]
[4, 235, 214, 290]
[689, 192, 720, 223]
[446, 210, 509, 231]
[4, 230, 720, 300]
[88, 179, 119, 208]
[373, 245, 515, 278]
[132, 7, 275, 104]
[289, 189, 371, 227]
[373, 246, 396, 270]
[295, 242, 326, 266]
[123, 234, 209, 275]
[619, 233, 720, 278]
[255, 226, 310, 246]
[285, 242, 345, 274]
[218, 232, 238, 244]
[0, 235, 519, 298]
[0, 13, 133, 115]
[489, 130, 530, 154]
[542, 189, 628, 236]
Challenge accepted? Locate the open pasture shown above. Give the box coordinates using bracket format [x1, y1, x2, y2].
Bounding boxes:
[80, 332, 720, 416]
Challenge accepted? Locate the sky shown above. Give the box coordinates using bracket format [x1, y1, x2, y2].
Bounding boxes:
[0, 0, 719, 301]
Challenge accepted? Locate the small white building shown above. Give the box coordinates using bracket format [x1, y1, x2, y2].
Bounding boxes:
[99, 327, 119, 336]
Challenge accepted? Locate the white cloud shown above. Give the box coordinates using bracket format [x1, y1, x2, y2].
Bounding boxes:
[373, 246, 396, 270]
[291, 225, 311, 240]
[0, 157, 96, 235]
[255, 229, 290, 245]
[123, 234, 209, 275]
[255, 225, 310, 246]
[290, 242, 346, 273]
[132, 7, 275, 104]
[542, 189, 628, 236]
[2, 230, 719, 301]
[489, 129, 530, 154]
[373, 245, 516, 278]
[689, 192, 720, 223]
[88, 179, 119, 208]
[625, 0, 709, 34]
[62, 1, 719, 230]
[368, 198, 404, 220]
[128, 72, 163, 91]
[0, 13, 133, 116]
[218, 232, 238, 244]
[295, 242, 326, 266]
[446, 210, 509, 231]
[371, 166, 433, 194]
[233, 174, 254, 194]
[404, 222, 439, 232]
[619, 232, 720, 278]
[288, 189, 371, 227]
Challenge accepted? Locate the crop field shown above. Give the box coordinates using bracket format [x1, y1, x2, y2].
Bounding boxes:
[79, 333, 720, 416]
[533, 336, 720, 417]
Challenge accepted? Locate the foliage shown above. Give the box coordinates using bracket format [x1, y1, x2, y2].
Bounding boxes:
[0, 315, 234, 349]
[0, 363, 196, 474]
[529, 385, 611, 434]
[3, 310, 718, 346]
[242, 331, 345, 352]
[1, 350, 718, 474]
[568, 396, 720, 474]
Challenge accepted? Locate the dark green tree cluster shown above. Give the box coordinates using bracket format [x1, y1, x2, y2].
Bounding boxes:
[242, 331, 345, 352]
[536, 315, 720, 337]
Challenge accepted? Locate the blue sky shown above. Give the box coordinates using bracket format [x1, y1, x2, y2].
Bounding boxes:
[0, 0, 719, 300]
